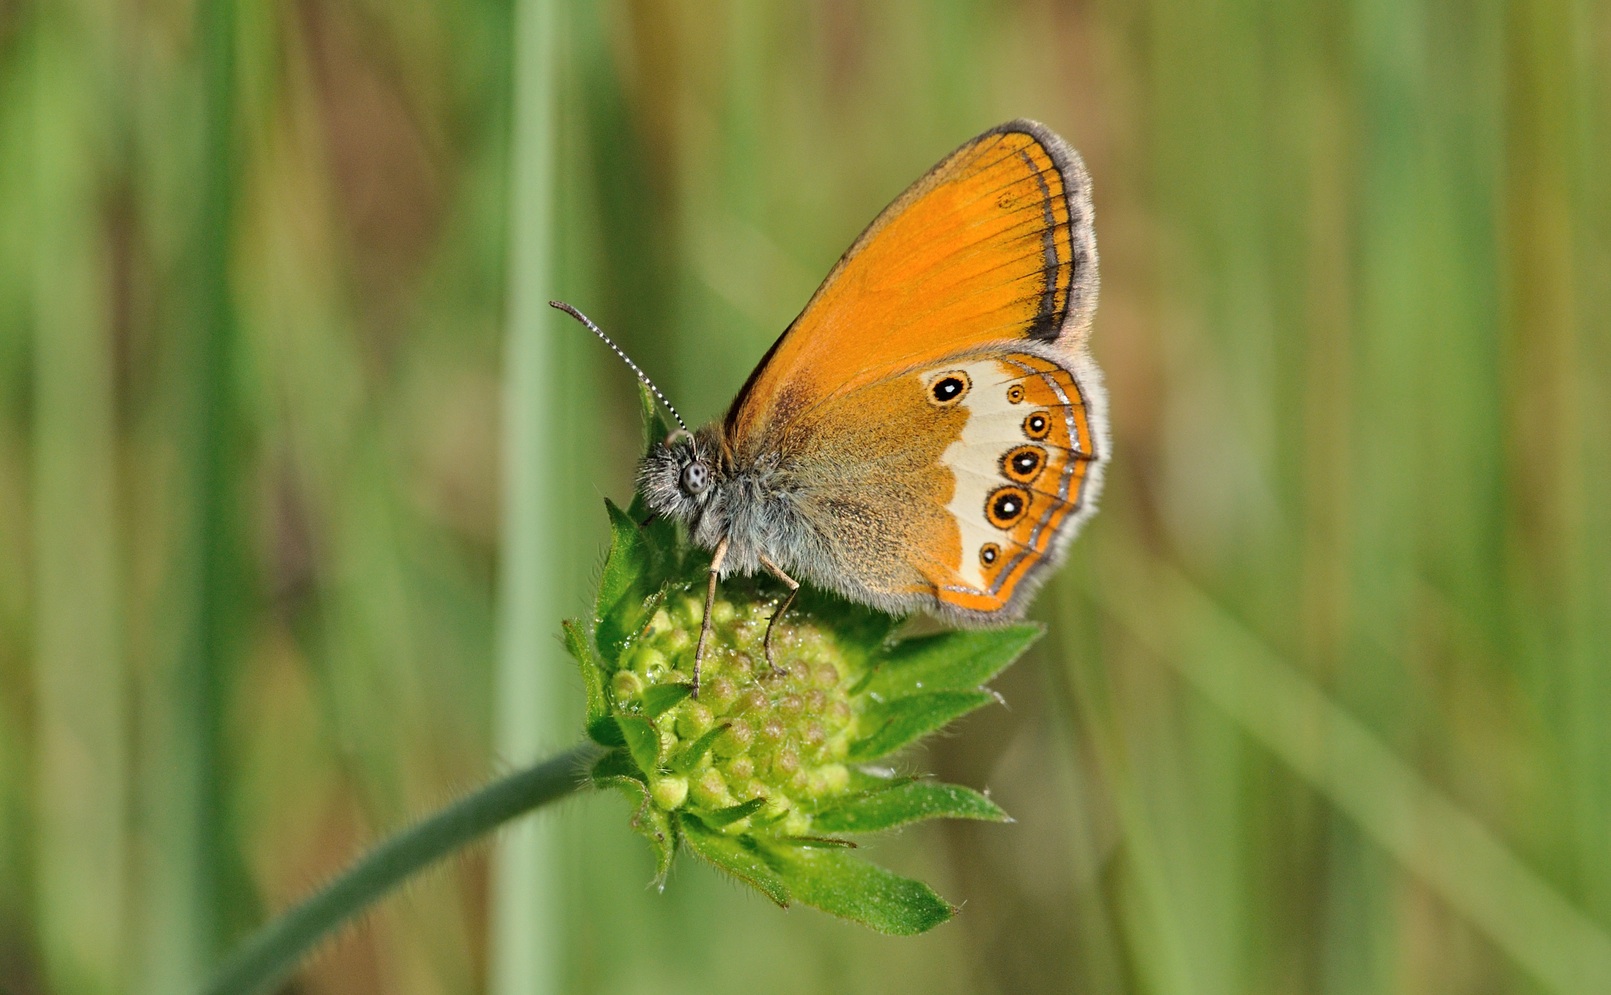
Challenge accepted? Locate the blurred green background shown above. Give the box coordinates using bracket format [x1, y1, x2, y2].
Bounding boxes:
[3, 0, 1610, 992]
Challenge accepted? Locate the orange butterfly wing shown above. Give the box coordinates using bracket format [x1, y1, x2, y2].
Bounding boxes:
[720, 120, 1106, 619]
[724, 120, 1098, 458]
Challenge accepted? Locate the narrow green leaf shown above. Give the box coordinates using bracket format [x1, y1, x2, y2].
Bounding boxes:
[628, 384, 675, 525]
[863, 624, 1041, 701]
[847, 690, 995, 762]
[682, 816, 790, 906]
[564, 619, 608, 726]
[595, 500, 652, 636]
[701, 797, 766, 828]
[642, 804, 677, 886]
[589, 748, 639, 783]
[593, 763, 677, 886]
[638, 682, 692, 718]
[670, 723, 728, 775]
[638, 382, 670, 454]
[760, 841, 954, 935]
[616, 715, 661, 774]
[812, 780, 1010, 833]
[781, 835, 857, 848]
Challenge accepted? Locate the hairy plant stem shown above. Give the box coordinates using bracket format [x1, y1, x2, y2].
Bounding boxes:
[203, 742, 601, 995]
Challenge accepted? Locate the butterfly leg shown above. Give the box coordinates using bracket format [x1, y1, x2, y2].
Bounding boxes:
[758, 556, 800, 676]
[692, 537, 729, 696]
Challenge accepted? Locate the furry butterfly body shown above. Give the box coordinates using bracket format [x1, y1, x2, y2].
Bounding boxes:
[636, 120, 1108, 677]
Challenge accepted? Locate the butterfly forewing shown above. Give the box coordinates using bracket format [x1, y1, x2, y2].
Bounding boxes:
[726, 120, 1098, 459]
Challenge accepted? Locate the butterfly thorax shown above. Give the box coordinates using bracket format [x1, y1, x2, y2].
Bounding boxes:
[638, 424, 811, 579]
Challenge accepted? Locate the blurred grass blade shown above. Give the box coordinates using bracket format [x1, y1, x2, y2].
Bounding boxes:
[136, 1, 247, 990]
[489, 0, 562, 991]
[29, 5, 128, 992]
[1088, 554, 1611, 994]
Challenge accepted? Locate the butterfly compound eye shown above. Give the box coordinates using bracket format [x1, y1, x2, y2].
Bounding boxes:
[680, 461, 711, 495]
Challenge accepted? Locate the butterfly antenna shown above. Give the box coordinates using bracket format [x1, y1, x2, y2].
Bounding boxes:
[549, 300, 688, 432]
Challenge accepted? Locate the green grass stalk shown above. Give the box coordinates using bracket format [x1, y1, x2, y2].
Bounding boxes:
[490, 0, 563, 992]
[1085, 552, 1611, 993]
[143, 0, 243, 988]
[28, 6, 128, 993]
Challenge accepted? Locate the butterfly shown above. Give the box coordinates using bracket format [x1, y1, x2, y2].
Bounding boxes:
[557, 119, 1107, 691]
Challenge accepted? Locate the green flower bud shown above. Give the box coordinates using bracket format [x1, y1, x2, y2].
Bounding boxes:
[676, 701, 714, 739]
[629, 645, 668, 679]
[611, 669, 645, 700]
[673, 594, 703, 629]
[715, 720, 753, 757]
[690, 768, 732, 809]
[651, 776, 688, 811]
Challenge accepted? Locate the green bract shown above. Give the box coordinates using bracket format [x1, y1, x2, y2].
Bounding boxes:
[567, 393, 1041, 935]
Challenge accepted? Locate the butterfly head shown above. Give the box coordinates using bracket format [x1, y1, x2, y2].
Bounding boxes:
[639, 427, 723, 525]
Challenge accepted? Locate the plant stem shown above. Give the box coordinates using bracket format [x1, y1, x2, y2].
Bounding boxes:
[202, 743, 600, 995]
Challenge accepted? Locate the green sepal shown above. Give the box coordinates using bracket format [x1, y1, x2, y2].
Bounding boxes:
[846, 690, 996, 763]
[616, 715, 662, 774]
[701, 797, 766, 828]
[760, 839, 955, 935]
[670, 723, 729, 776]
[637, 682, 692, 719]
[587, 715, 626, 747]
[594, 501, 657, 661]
[863, 624, 1041, 701]
[564, 619, 609, 727]
[593, 759, 678, 887]
[811, 779, 1009, 834]
[682, 815, 790, 906]
[596, 500, 648, 618]
[780, 835, 857, 848]
[627, 383, 669, 521]
[638, 382, 670, 456]
[589, 747, 640, 783]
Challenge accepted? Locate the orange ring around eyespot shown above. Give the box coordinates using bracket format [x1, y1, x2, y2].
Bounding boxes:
[1006, 384, 1026, 404]
[1001, 445, 1046, 484]
[985, 486, 1031, 529]
[1023, 410, 1051, 440]
[926, 370, 972, 407]
[980, 542, 1001, 568]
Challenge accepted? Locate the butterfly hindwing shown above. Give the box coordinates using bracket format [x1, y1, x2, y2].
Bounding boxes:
[782, 347, 1106, 620]
[922, 350, 1103, 617]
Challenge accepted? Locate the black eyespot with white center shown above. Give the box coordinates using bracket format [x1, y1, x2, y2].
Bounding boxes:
[680, 461, 711, 495]
[1002, 445, 1046, 483]
[986, 486, 1031, 529]
[926, 370, 971, 407]
[1023, 410, 1051, 440]
[1006, 384, 1026, 404]
[980, 543, 1001, 568]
